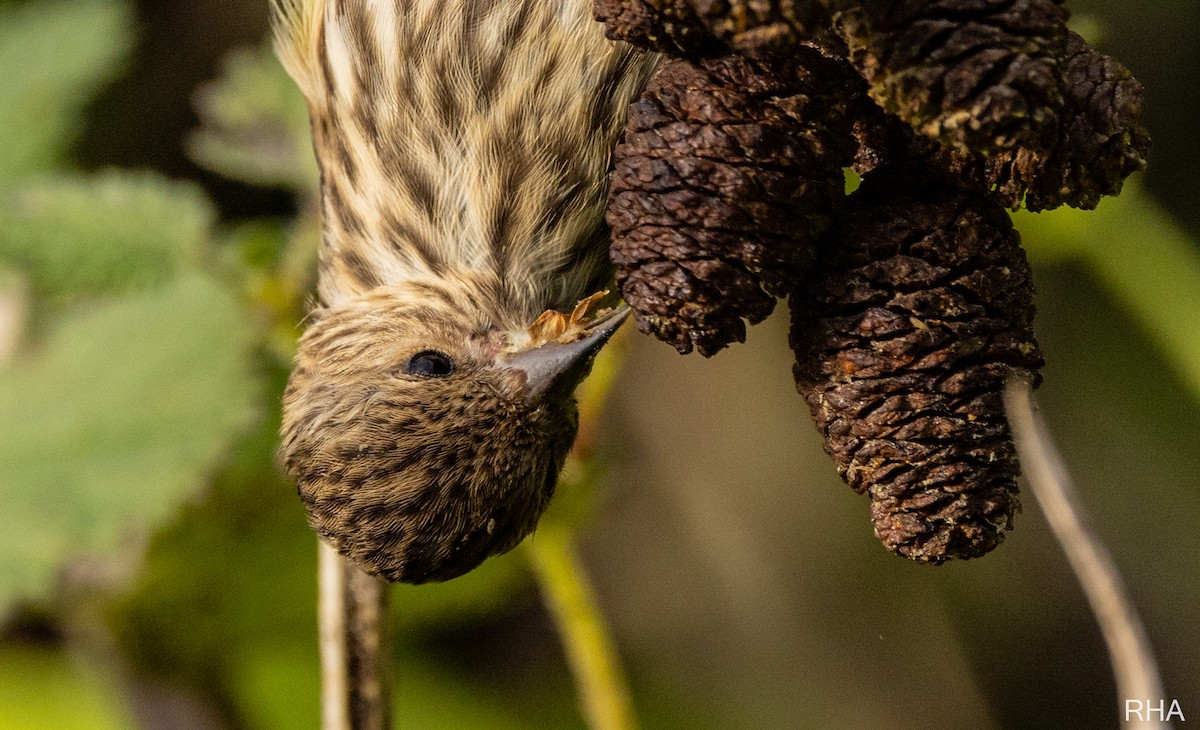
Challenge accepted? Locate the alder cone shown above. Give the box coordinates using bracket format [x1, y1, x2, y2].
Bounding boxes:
[941, 31, 1150, 211]
[595, 0, 828, 57]
[594, 0, 716, 56]
[835, 0, 1069, 157]
[687, 0, 830, 56]
[790, 167, 1044, 563]
[607, 50, 857, 355]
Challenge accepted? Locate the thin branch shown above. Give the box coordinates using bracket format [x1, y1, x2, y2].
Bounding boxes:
[318, 541, 391, 730]
[523, 528, 638, 730]
[1004, 378, 1170, 729]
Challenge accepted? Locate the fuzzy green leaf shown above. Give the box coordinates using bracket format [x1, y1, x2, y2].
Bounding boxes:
[0, 273, 260, 613]
[189, 46, 317, 191]
[0, 171, 216, 302]
[0, 0, 133, 176]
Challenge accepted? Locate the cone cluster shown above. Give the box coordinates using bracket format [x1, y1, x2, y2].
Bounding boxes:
[599, 0, 1148, 561]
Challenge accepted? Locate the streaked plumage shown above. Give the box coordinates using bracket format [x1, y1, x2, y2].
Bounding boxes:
[274, 0, 656, 582]
[274, 0, 654, 316]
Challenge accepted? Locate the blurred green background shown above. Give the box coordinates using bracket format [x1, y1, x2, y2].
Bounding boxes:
[0, 0, 1196, 728]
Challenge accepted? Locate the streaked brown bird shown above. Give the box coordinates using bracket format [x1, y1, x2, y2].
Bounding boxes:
[273, 0, 657, 583]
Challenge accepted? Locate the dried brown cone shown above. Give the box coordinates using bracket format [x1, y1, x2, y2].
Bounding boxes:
[595, 0, 829, 57]
[607, 49, 859, 355]
[790, 164, 1044, 563]
[833, 0, 1069, 157]
[594, 0, 717, 56]
[940, 31, 1151, 211]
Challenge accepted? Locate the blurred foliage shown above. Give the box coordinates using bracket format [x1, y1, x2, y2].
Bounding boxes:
[0, 0, 262, 725]
[1015, 184, 1200, 402]
[188, 45, 317, 192]
[0, 173, 215, 306]
[0, 0, 259, 616]
[0, 646, 134, 730]
[0, 0, 132, 178]
[0, 0, 1196, 728]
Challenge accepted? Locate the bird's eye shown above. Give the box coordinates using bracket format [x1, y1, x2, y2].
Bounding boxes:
[404, 350, 454, 377]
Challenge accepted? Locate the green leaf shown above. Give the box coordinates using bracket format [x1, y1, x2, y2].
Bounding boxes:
[188, 45, 318, 192]
[0, 272, 260, 613]
[0, 0, 134, 176]
[0, 171, 216, 302]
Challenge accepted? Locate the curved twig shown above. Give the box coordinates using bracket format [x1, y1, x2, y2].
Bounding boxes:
[1004, 378, 1170, 729]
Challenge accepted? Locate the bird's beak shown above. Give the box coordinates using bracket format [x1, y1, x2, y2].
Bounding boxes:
[503, 306, 629, 402]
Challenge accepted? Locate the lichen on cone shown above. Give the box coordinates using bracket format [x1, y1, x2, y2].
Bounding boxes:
[789, 165, 1044, 563]
[940, 31, 1151, 211]
[833, 0, 1070, 156]
[606, 49, 858, 355]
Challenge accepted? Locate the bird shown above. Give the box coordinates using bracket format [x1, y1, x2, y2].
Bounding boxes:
[272, 0, 657, 583]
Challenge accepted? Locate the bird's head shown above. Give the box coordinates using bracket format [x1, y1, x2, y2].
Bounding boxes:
[280, 281, 626, 583]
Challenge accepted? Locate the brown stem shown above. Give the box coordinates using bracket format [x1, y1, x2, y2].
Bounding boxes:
[318, 541, 391, 730]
